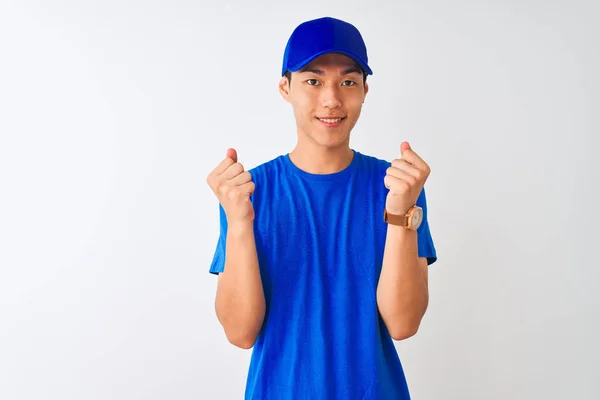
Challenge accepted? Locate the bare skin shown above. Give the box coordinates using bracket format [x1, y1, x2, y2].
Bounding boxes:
[206, 148, 264, 349]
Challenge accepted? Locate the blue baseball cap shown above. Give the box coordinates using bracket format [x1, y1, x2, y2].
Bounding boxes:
[281, 17, 373, 77]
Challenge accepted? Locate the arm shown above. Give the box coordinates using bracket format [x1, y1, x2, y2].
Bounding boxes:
[378, 141, 434, 340]
[206, 148, 265, 349]
[215, 220, 265, 349]
[377, 225, 429, 341]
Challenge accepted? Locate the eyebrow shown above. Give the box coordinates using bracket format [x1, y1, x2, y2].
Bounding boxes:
[299, 66, 363, 76]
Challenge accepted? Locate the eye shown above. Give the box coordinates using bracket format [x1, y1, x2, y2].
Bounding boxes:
[342, 80, 357, 86]
[306, 79, 320, 86]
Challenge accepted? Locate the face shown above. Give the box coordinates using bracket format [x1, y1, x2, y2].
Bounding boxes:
[279, 53, 369, 150]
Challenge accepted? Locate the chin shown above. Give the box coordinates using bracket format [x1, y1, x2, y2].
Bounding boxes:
[297, 121, 352, 149]
[314, 133, 350, 149]
[314, 124, 351, 144]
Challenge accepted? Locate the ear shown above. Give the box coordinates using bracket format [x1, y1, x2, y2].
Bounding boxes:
[278, 76, 291, 102]
[363, 81, 369, 102]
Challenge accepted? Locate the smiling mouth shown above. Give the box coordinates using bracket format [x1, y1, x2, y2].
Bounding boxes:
[317, 117, 346, 123]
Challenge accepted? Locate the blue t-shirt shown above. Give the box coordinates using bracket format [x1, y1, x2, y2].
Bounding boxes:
[209, 150, 437, 400]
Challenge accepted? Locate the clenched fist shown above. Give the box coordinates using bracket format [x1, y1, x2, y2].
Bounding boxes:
[206, 148, 255, 223]
[384, 141, 431, 215]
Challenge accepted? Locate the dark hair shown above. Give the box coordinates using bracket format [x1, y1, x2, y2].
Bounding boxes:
[284, 69, 368, 86]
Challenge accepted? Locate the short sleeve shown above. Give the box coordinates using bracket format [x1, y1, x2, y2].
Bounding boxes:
[209, 204, 228, 275]
[415, 187, 438, 265]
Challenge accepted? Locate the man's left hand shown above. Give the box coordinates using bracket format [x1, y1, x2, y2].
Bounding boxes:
[384, 141, 431, 215]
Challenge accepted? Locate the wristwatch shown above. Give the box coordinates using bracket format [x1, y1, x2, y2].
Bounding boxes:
[383, 205, 423, 230]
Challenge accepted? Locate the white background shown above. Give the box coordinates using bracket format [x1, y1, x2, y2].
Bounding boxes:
[1, 0, 598, 399]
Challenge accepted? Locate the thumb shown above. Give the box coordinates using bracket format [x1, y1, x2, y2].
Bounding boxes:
[400, 141, 411, 155]
[226, 148, 238, 163]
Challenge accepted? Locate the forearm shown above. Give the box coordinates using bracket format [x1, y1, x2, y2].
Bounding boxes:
[376, 225, 428, 340]
[215, 220, 265, 348]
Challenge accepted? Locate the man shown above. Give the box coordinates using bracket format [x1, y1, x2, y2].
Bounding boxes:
[206, 16, 437, 400]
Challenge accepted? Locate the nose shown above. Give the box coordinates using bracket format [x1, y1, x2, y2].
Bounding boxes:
[320, 86, 342, 109]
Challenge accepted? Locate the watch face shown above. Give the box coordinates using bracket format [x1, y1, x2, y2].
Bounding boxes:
[411, 208, 423, 229]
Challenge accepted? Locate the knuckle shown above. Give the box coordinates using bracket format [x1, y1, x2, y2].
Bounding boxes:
[227, 163, 242, 176]
[222, 158, 234, 170]
[225, 188, 237, 200]
[384, 176, 393, 189]
[216, 183, 227, 196]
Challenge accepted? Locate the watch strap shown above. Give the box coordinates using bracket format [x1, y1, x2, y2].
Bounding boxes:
[383, 208, 408, 227]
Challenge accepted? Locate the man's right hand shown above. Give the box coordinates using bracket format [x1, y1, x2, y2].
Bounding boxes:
[206, 148, 255, 224]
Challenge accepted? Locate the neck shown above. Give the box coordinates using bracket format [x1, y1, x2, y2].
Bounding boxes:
[288, 140, 354, 175]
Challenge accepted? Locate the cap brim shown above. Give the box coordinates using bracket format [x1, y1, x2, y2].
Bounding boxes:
[286, 48, 373, 76]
